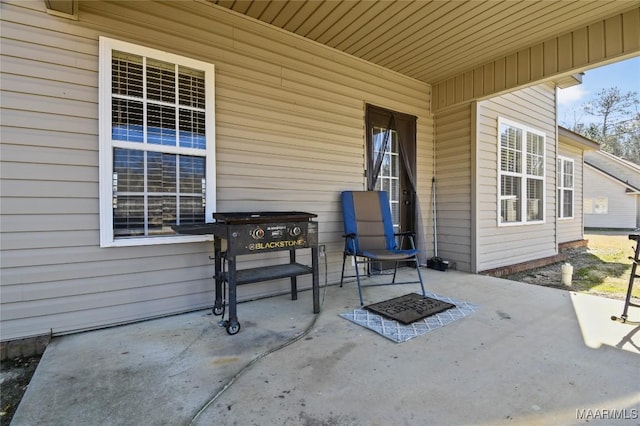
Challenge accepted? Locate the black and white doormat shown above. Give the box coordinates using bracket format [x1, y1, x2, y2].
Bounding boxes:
[340, 291, 478, 343]
[364, 293, 455, 325]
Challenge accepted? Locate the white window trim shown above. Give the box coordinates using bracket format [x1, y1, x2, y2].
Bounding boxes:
[99, 37, 216, 247]
[557, 155, 575, 220]
[497, 117, 546, 227]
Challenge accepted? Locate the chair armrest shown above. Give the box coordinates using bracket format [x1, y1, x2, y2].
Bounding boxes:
[394, 231, 417, 250]
[394, 231, 415, 237]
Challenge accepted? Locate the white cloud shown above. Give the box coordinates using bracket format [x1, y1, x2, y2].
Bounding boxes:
[557, 85, 587, 106]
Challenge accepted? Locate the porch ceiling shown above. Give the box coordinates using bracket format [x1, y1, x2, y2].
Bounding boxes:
[211, 0, 638, 86]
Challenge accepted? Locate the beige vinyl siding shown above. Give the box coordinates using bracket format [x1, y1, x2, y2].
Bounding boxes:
[584, 166, 637, 229]
[0, 0, 432, 340]
[476, 84, 557, 272]
[557, 144, 585, 244]
[433, 103, 473, 272]
[415, 118, 436, 259]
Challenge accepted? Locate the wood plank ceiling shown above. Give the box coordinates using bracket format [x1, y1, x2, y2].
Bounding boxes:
[211, 0, 639, 85]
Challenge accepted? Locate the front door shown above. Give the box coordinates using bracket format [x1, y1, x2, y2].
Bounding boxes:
[365, 104, 417, 268]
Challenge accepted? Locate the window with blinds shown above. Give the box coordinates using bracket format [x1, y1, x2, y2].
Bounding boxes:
[99, 37, 215, 247]
[557, 156, 574, 219]
[498, 118, 546, 225]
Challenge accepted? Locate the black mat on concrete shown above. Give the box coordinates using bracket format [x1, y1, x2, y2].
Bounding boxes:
[364, 293, 456, 325]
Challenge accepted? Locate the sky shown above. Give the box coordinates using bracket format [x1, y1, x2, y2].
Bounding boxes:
[557, 56, 640, 127]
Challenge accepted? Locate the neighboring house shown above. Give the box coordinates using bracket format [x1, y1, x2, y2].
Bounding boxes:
[1, 0, 639, 343]
[584, 150, 640, 230]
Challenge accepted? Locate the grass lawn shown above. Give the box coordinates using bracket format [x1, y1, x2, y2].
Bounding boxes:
[574, 232, 639, 299]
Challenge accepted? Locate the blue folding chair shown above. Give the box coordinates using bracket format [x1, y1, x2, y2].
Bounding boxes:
[340, 190, 426, 305]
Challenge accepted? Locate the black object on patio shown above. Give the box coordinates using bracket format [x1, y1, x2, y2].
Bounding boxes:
[611, 233, 640, 325]
[173, 211, 319, 335]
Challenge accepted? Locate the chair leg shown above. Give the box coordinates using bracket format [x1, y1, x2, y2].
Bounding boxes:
[392, 261, 399, 283]
[340, 253, 347, 288]
[415, 257, 426, 297]
[354, 257, 365, 306]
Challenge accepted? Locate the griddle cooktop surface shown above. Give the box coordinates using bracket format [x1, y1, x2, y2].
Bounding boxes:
[212, 211, 317, 224]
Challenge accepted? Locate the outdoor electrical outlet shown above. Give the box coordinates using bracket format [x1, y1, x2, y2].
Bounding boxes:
[319, 245, 326, 256]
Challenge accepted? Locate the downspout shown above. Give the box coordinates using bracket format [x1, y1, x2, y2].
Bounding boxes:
[554, 87, 560, 254]
[471, 101, 478, 273]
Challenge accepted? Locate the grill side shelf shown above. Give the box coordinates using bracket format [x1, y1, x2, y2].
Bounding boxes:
[222, 263, 313, 285]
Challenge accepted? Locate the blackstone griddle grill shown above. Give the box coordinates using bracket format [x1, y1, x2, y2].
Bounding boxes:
[173, 211, 319, 335]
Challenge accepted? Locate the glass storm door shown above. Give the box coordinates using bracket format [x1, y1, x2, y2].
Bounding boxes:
[372, 127, 401, 234]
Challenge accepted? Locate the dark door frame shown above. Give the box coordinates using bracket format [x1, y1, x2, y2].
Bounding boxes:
[365, 104, 418, 238]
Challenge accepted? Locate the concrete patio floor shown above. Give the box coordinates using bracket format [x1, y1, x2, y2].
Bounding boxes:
[11, 270, 640, 426]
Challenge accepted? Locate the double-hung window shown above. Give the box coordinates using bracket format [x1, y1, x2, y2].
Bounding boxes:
[498, 118, 545, 225]
[557, 156, 574, 219]
[99, 37, 215, 247]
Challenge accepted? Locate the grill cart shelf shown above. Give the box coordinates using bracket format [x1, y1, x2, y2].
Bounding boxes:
[173, 211, 319, 335]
